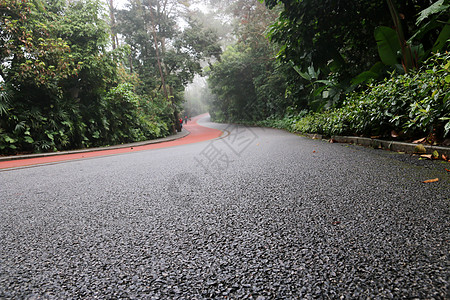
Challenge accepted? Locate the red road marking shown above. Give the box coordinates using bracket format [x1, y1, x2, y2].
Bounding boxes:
[0, 113, 222, 170]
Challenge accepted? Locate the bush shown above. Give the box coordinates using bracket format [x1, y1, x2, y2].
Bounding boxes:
[0, 83, 172, 154]
[294, 53, 450, 139]
[101, 83, 171, 145]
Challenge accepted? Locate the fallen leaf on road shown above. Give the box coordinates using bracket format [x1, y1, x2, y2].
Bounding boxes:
[329, 139, 336, 143]
[442, 154, 448, 161]
[413, 137, 426, 144]
[313, 150, 316, 153]
[420, 154, 432, 159]
[445, 169, 450, 173]
[423, 178, 439, 183]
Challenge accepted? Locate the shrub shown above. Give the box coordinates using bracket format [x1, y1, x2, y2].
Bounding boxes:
[294, 53, 450, 139]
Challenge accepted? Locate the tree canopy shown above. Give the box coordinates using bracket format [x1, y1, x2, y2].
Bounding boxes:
[0, 0, 221, 154]
[206, 0, 449, 140]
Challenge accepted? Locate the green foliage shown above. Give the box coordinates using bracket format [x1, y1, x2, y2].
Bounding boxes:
[259, 0, 449, 112]
[293, 53, 450, 139]
[115, 0, 221, 132]
[263, 0, 394, 81]
[0, 84, 12, 115]
[0, 0, 174, 155]
[207, 2, 293, 122]
[102, 83, 170, 145]
[208, 43, 294, 122]
[412, 0, 450, 55]
[375, 26, 402, 67]
[417, 0, 450, 24]
[208, 45, 257, 121]
[1, 0, 79, 93]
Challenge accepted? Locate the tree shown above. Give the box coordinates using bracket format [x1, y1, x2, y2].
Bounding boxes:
[0, 0, 79, 152]
[116, 0, 221, 130]
[207, 1, 294, 121]
[0, 0, 174, 154]
[0, 0, 77, 92]
[261, 0, 442, 110]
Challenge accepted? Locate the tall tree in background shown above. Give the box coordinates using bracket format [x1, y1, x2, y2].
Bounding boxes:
[108, 0, 119, 49]
[207, 0, 295, 121]
[116, 0, 221, 130]
[0, 0, 176, 154]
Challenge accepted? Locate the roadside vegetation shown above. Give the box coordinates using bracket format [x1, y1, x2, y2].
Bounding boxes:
[207, 0, 450, 144]
[294, 54, 450, 141]
[0, 0, 220, 154]
[1, 0, 449, 155]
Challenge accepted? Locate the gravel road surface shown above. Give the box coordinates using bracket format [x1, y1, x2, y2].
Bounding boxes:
[1, 116, 449, 299]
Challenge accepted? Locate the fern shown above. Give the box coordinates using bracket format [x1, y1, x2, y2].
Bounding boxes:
[0, 84, 12, 115]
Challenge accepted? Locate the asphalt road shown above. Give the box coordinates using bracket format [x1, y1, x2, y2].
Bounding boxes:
[1, 116, 449, 299]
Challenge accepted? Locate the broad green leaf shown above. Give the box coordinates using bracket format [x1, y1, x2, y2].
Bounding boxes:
[292, 65, 311, 81]
[351, 71, 379, 86]
[369, 62, 385, 74]
[307, 65, 320, 79]
[312, 86, 326, 97]
[315, 80, 333, 85]
[4, 136, 16, 143]
[432, 21, 450, 53]
[374, 26, 401, 66]
[24, 136, 34, 144]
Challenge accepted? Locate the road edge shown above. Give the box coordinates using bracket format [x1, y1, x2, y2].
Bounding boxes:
[0, 129, 190, 162]
[299, 133, 450, 157]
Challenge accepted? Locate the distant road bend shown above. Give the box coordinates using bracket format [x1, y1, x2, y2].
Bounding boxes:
[0, 113, 222, 170]
[0, 114, 448, 298]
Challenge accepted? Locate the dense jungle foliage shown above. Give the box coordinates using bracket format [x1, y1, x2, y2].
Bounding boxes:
[1, 0, 449, 155]
[0, 0, 220, 154]
[207, 0, 450, 142]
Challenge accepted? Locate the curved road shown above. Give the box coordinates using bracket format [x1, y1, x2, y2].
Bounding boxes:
[0, 115, 449, 298]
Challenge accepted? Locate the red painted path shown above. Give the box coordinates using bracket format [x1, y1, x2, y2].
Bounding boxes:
[0, 113, 222, 170]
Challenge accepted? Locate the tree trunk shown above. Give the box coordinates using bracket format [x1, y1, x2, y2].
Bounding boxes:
[108, 0, 118, 50]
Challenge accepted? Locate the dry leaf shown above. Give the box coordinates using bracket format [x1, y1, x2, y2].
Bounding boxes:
[445, 169, 450, 172]
[420, 154, 432, 159]
[413, 137, 426, 144]
[313, 150, 316, 153]
[442, 154, 448, 161]
[329, 139, 336, 143]
[423, 178, 439, 183]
